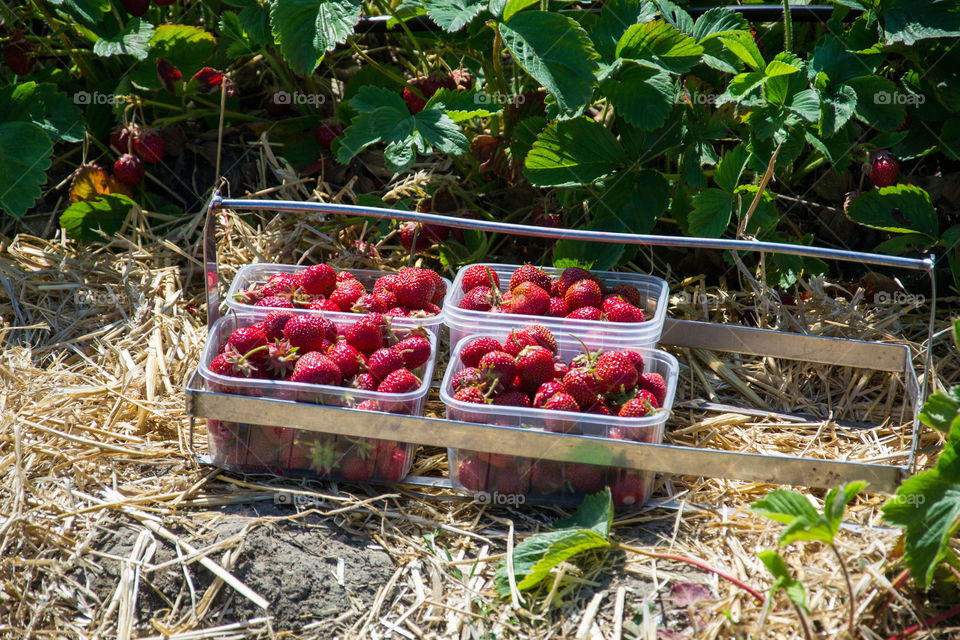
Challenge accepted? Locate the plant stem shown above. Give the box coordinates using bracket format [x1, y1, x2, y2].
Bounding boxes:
[782, 0, 793, 52]
[612, 543, 765, 603]
[32, 0, 98, 83]
[347, 37, 422, 98]
[792, 599, 814, 640]
[830, 542, 856, 638]
[887, 603, 960, 640]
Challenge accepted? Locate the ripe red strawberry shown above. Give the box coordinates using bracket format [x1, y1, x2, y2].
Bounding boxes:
[377, 446, 408, 481]
[586, 403, 612, 415]
[516, 345, 555, 389]
[492, 390, 531, 407]
[493, 466, 528, 495]
[386, 307, 411, 317]
[261, 273, 297, 297]
[562, 368, 601, 408]
[477, 451, 513, 467]
[351, 294, 387, 314]
[622, 350, 645, 376]
[377, 368, 420, 394]
[3, 32, 35, 76]
[316, 120, 345, 149]
[565, 279, 603, 310]
[547, 297, 570, 317]
[413, 302, 442, 317]
[544, 392, 580, 433]
[209, 352, 258, 378]
[400, 222, 432, 253]
[368, 348, 405, 381]
[256, 295, 294, 308]
[557, 267, 594, 297]
[308, 298, 341, 312]
[566, 463, 604, 493]
[527, 325, 557, 353]
[373, 289, 398, 310]
[227, 326, 267, 360]
[530, 460, 565, 494]
[326, 341, 364, 379]
[351, 372, 378, 391]
[394, 334, 431, 369]
[618, 391, 658, 417]
[611, 473, 645, 507]
[110, 124, 138, 154]
[457, 455, 489, 491]
[289, 351, 341, 385]
[337, 271, 357, 283]
[120, 0, 149, 16]
[346, 316, 386, 354]
[462, 265, 500, 292]
[133, 128, 166, 163]
[868, 150, 899, 187]
[452, 367, 484, 391]
[638, 372, 667, 406]
[459, 286, 496, 311]
[603, 297, 644, 322]
[294, 264, 337, 296]
[609, 284, 643, 308]
[567, 306, 603, 320]
[356, 399, 380, 411]
[340, 452, 375, 480]
[478, 350, 518, 389]
[262, 310, 294, 341]
[330, 280, 366, 311]
[454, 386, 486, 403]
[428, 270, 446, 305]
[505, 282, 550, 315]
[460, 337, 502, 367]
[402, 76, 443, 114]
[595, 351, 639, 393]
[502, 328, 539, 356]
[510, 264, 551, 292]
[533, 381, 565, 408]
[113, 154, 144, 186]
[394, 268, 436, 309]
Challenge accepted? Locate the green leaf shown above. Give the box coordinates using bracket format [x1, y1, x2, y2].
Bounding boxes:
[516, 530, 610, 590]
[919, 388, 960, 434]
[413, 108, 470, 156]
[593, 170, 669, 234]
[131, 24, 217, 91]
[424, 88, 499, 122]
[845, 184, 938, 237]
[810, 35, 872, 85]
[524, 118, 627, 187]
[221, 11, 262, 57]
[270, 0, 362, 75]
[820, 84, 858, 138]
[236, 1, 273, 47]
[502, 0, 537, 22]
[727, 71, 766, 98]
[874, 233, 934, 255]
[423, 0, 487, 31]
[751, 490, 820, 526]
[553, 487, 613, 537]
[717, 31, 765, 70]
[47, 0, 109, 24]
[692, 7, 748, 43]
[0, 122, 53, 218]
[714, 144, 749, 193]
[688, 189, 732, 238]
[0, 82, 85, 144]
[591, 0, 658, 60]
[59, 194, 136, 242]
[764, 52, 802, 78]
[494, 530, 573, 596]
[824, 481, 867, 533]
[601, 65, 673, 131]
[759, 550, 808, 612]
[883, 0, 960, 45]
[789, 89, 822, 122]
[499, 12, 599, 115]
[616, 20, 704, 74]
[94, 18, 154, 60]
[509, 116, 548, 165]
[848, 76, 907, 131]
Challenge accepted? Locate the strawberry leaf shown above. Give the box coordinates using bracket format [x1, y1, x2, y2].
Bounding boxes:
[688, 188, 732, 238]
[270, 0, 362, 75]
[0, 122, 53, 218]
[524, 117, 627, 186]
[617, 20, 704, 74]
[59, 194, 136, 242]
[844, 184, 939, 237]
[600, 64, 673, 130]
[422, 0, 487, 31]
[516, 530, 610, 590]
[93, 17, 154, 61]
[590, 0, 658, 61]
[758, 550, 808, 612]
[131, 25, 216, 91]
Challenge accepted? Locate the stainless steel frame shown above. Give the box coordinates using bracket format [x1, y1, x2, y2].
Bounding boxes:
[187, 192, 938, 494]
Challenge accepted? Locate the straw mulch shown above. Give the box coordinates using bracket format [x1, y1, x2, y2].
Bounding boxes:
[1, 170, 958, 639]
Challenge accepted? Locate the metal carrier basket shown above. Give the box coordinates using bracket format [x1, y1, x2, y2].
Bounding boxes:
[186, 192, 938, 494]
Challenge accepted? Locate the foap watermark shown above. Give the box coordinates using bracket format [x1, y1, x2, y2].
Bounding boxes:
[473, 92, 526, 106]
[874, 291, 925, 306]
[678, 91, 721, 106]
[873, 90, 925, 106]
[274, 492, 326, 508]
[674, 291, 721, 306]
[474, 491, 526, 506]
[74, 289, 126, 306]
[885, 493, 926, 506]
[73, 90, 124, 106]
[271, 90, 326, 106]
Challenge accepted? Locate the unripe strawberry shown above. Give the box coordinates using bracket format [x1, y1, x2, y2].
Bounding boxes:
[113, 153, 144, 186]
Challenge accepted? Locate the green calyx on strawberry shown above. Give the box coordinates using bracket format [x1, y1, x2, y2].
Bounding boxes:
[303, 437, 341, 475]
[264, 339, 300, 377]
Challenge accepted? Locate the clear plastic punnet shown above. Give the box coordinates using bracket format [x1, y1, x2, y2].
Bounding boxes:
[439, 329, 679, 507]
[443, 263, 669, 351]
[198, 311, 437, 482]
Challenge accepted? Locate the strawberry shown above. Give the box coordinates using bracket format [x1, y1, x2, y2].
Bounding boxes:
[351, 372, 378, 391]
[618, 392, 658, 417]
[303, 437, 341, 475]
[460, 337, 502, 367]
[603, 297, 644, 322]
[449, 69, 472, 90]
[308, 298, 341, 312]
[557, 267, 594, 297]
[414, 302, 442, 317]
[402, 77, 443, 114]
[133, 128, 166, 163]
[386, 307, 411, 317]
[502, 328, 539, 356]
[373, 289, 398, 310]
[478, 351, 518, 389]
[454, 386, 486, 403]
[562, 368, 601, 409]
[509, 264, 551, 292]
[340, 452, 375, 480]
[566, 463, 605, 493]
[609, 284, 643, 308]
[867, 150, 899, 187]
[330, 280, 366, 311]
[356, 399, 379, 411]
[595, 351, 638, 393]
[120, 0, 150, 16]
[400, 222, 432, 253]
[622, 351, 645, 376]
[462, 265, 500, 292]
[492, 390, 531, 407]
[552, 360, 569, 380]
[352, 294, 387, 314]
[547, 297, 570, 317]
[638, 372, 667, 406]
[326, 341, 364, 379]
[113, 154, 144, 186]
[209, 351, 261, 378]
[565, 279, 603, 310]
[376, 446, 409, 481]
[289, 352, 341, 385]
[457, 455, 489, 491]
[368, 347, 405, 381]
[110, 124, 137, 154]
[294, 264, 337, 296]
[452, 367, 484, 391]
[567, 306, 603, 320]
[459, 286, 497, 311]
[586, 403, 612, 415]
[492, 466, 528, 495]
[543, 392, 580, 433]
[337, 271, 358, 284]
[428, 270, 446, 305]
[373, 275, 396, 295]
[516, 345, 555, 389]
[263, 339, 300, 377]
[394, 268, 436, 309]
[261, 273, 297, 297]
[505, 282, 550, 315]
[377, 368, 420, 394]
[315, 120, 345, 149]
[227, 326, 268, 360]
[611, 473, 645, 507]
[284, 315, 336, 352]
[3, 32, 35, 76]
[346, 314, 387, 353]
[530, 460, 565, 495]
[394, 334, 431, 369]
[527, 325, 557, 354]
[254, 295, 290, 308]
[533, 381, 564, 408]
[262, 310, 294, 341]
